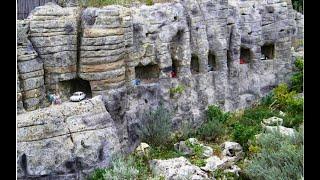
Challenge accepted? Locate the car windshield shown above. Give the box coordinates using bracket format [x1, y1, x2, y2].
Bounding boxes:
[73, 92, 81, 96]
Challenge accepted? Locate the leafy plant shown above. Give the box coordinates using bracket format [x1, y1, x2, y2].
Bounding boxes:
[207, 105, 230, 124]
[138, 104, 173, 147]
[190, 158, 206, 167]
[290, 57, 303, 93]
[196, 105, 229, 141]
[149, 146, 183, 160]
[169, 85, 185, 97]
[172, 120, 197, 142]
[244, 129, 303, 180]
[185, 139, 204, 157]
[185, 139, 206, 167]
[232, 124, 257, 151]
[145, 0, 154, 5]
[230, 106, 278, 151]
[260, 91, 274, 107]
[292, 0, 303, 13]
[88, 168, 106, 180]
[87, 155, 139, 180]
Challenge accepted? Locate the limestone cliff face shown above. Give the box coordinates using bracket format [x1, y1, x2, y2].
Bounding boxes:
[17, 0, 303, 179]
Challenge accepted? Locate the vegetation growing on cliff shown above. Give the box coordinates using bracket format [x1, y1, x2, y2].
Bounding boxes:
[88, 72, 303, 180]
[244, 128, 303, 179]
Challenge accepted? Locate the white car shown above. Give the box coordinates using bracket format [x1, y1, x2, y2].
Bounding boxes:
[70, 91, 86, 102]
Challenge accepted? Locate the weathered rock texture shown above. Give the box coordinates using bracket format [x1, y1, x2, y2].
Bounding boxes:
[17, 96, 121, 179]
[17, 20, 46, 112]
[27, 3, 80, 93]
[17, 0, 303, 178]
[150, 157, 209, 179]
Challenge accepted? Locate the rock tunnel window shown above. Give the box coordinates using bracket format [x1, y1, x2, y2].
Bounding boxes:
[261, 43, 274, 60]
[191, 54, 200, 74]
[240, 47, 251, 64]
[169, 30, 184, 78]
[135, 63, 160, 83]
[208, 51, 217, 71]
[57, 78, 92, 100]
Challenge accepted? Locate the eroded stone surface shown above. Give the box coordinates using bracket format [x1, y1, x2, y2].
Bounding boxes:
[16, 0, 303, 178]
[150, 157, 209, 179]
[17, 96, 121, 178]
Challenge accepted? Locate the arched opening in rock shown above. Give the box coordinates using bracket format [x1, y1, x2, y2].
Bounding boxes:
[190, 54, 200, 74]
[240, 47, 251, 64]
[135, 63, 160, 83]
[261, 43, 275, 60]
[169, 30, 184, 78]
[56, 78, 92, 101]
[208, 51, 217, 71]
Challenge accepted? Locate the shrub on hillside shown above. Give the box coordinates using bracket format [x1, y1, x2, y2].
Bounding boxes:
[290, 57, 303, 93]
[196, 105, 229, 141]
[272, 83, 303, 125]
[244, 129, 303, 179]
[88, 155, 139, 180]
[230, 106, 278, 151]
[138, 104, 173, 146]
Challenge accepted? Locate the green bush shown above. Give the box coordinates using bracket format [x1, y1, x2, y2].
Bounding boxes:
[145, 0, 154, 5]
[230, 106, 278, 151]
[258, 83, 303, 128]
[232, 124, 257, 151]
[244, 129, 303, 180]
[149, 146, 183, 160]
[88, 155, 139, 180]
[138, 104, 173, 146]
[172, 120, 197, 142]
[196, 105, 228, 141]
[169, 85, 185, 97]
[88, 168, 106, 180]
[290, 58, 303, 93]
[292, 0, 303, 13]
[207, 105, 230, 123]
[260, 91, 274, 107]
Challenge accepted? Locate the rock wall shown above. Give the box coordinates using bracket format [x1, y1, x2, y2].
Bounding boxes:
[17, 96, 121, 179]
[17, 0, 303, 178]
[17, 20, 46, 111]
[28, 3, 80, 92]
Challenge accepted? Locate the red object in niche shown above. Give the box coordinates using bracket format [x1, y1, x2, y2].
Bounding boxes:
[171, 71, 177, 78]
[240, 58, 245, 64]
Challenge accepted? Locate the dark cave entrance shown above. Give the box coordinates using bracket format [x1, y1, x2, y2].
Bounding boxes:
[261, 43, 275, 60]
[240, 47, 252, 64]
[169, 30, 185, 78]
[57, 78, 92, 100]
[135, 63, 160, 83]
[190, 54, 200, 74]
[208, 51, 217, 71]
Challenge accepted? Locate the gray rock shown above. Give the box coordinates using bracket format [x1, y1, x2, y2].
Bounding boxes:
[174, 138, 213, 158]
[262, 116, 283, 126]
[201, 155, 226, 172]
[264, 125, 296, 137]
[17, 96, 121, 177]
[221, 141, 243, 162]
[149, 157, 208, 179]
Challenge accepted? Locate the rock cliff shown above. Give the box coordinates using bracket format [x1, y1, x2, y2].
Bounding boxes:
[16, 0, 303, 178]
